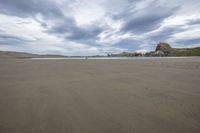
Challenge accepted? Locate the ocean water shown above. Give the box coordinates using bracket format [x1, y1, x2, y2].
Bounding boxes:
[31, 57, 192, 60]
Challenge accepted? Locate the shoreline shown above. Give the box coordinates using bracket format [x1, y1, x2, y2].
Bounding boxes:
[30, 56, 197, 60]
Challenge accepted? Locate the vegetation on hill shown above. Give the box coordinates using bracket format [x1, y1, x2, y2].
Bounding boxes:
[0, 51, 66, 58]
[174, 47, 200, 56]
[108, 52, 143, 57]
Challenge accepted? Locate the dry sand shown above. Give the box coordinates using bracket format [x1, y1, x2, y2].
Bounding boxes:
[0, 58, 200, 133]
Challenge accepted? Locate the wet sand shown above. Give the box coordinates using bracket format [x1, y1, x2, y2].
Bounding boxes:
[0, 58, 200, 133]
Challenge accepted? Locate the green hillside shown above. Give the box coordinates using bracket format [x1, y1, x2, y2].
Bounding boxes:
[174, 47, 200, 56]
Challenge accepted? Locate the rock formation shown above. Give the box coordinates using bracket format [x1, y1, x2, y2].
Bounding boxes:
[146, 42, 200, 56]
[155, 42, 173, 56]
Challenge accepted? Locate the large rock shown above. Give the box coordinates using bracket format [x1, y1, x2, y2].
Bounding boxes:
[155, 42, 173, 56]
[145, 50, 164, 56]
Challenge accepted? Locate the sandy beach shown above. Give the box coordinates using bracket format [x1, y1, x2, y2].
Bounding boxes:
[0, 58, 200, 133]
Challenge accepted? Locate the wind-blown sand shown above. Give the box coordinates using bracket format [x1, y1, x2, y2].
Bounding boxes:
[0, 58, 200, 133]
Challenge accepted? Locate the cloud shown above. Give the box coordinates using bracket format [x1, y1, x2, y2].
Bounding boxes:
[114, 0, 179, 34]
[0, 0, 200, 55]
[175, 38, 200, 46]
[187, 18, 200, 25]
[0, 34, 29, 45]
[0, 0, 64, 18]
[48, 20, 104, 41]
[0, 0, 106, 43]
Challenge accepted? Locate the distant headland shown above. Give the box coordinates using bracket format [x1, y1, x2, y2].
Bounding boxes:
[0, 42, 200, 58]
[110, 42, 200, 57]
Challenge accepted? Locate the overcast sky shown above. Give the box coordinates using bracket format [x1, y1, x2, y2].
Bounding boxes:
[0, 0, 200, 55]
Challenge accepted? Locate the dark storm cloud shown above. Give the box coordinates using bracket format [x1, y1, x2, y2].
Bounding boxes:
[187, 18, 200, 25]
[0, 0, 180, 46]
[0, 34, 29, 45]
[0, 0, 64, 18]
[149, 26, 185, 42]
[0, 0, 104, 42]
[114, 0, 179, 34]
[68, 26, 103, 40]
[175, 38, 200, 46]
[48, 19, 104, 41]
[114, 39, 141, 51]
